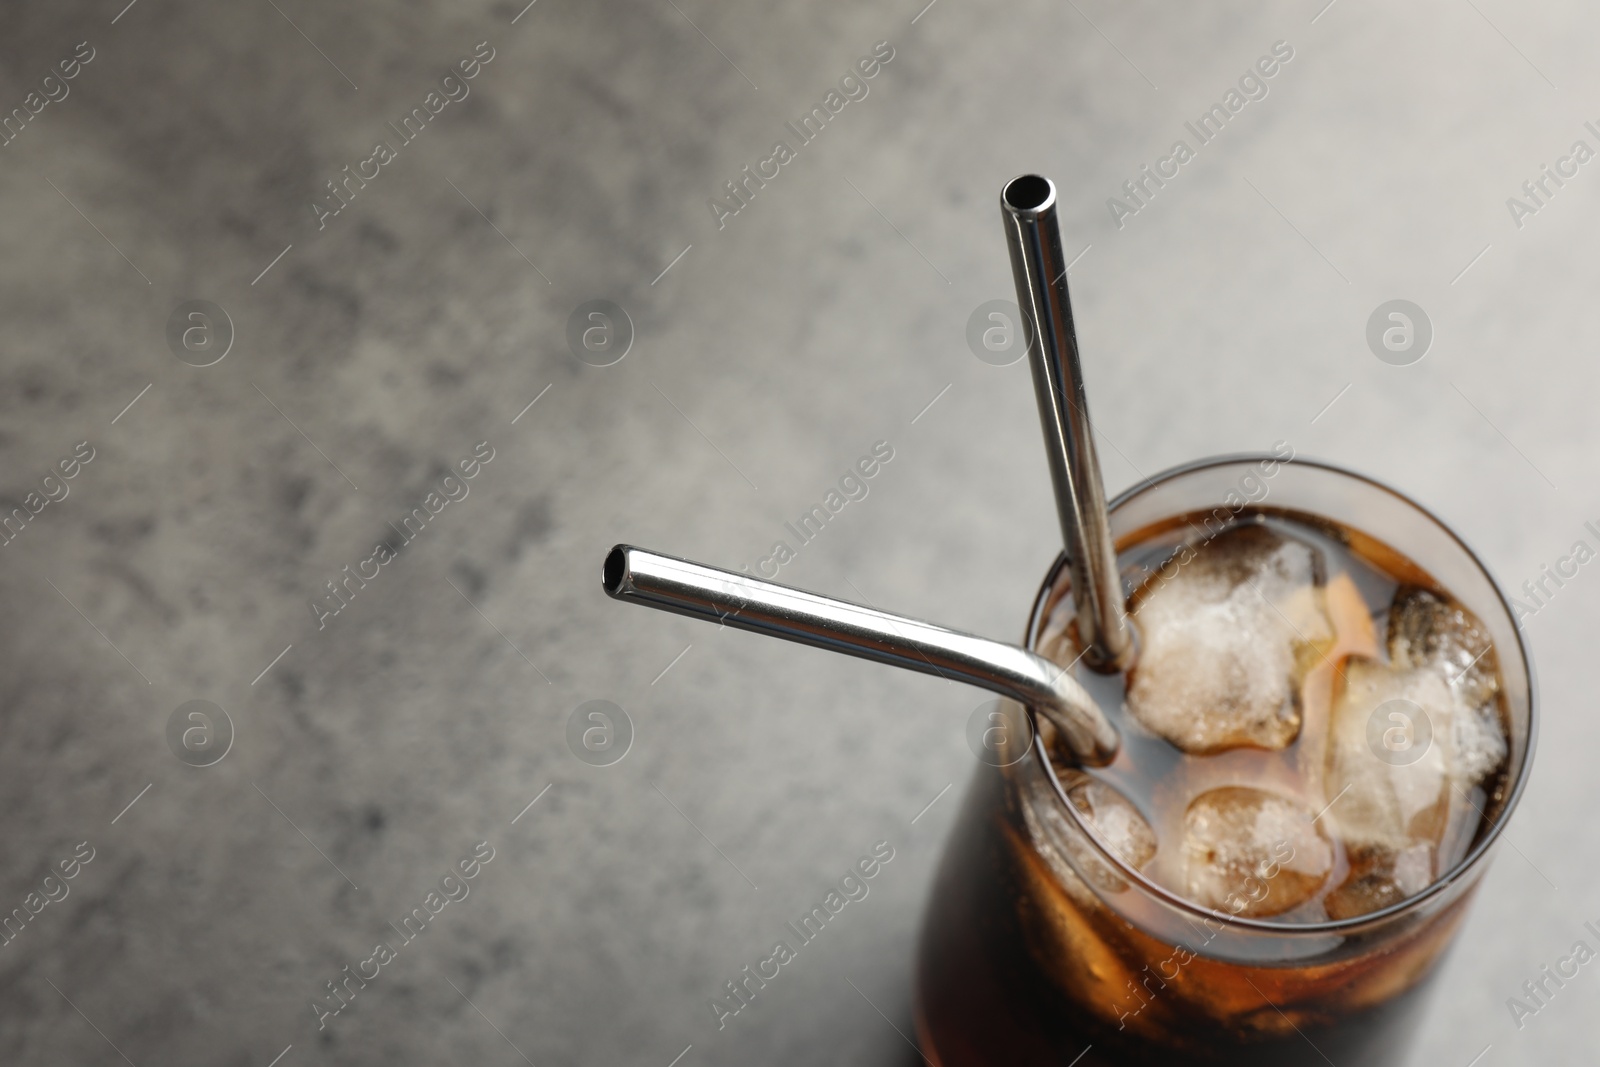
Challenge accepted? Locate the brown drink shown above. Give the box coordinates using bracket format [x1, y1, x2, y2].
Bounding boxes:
[915, 455, 1535, 1066]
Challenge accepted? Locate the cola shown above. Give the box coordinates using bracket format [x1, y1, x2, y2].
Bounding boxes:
[915, 458, 1533, 1066]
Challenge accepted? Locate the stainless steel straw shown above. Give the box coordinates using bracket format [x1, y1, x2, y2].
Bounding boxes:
[603, 545, 1119, 764]
[1001, 174, 1134, 671]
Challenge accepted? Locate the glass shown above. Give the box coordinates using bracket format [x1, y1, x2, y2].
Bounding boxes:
[914, 455, 1537, 1066]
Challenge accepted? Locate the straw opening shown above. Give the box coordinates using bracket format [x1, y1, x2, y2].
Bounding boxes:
[603, 546, 628, 596]
[1003, 174, 1054, 213]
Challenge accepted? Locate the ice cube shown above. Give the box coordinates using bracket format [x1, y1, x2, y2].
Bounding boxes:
[1126, 523, 1335, 754]
[1024, 766, 1157, 897]
[1387, 586, 1508, 786]
[1063, 772, 1159, 871]
[1181, 786, 1334, 918]
[1324, 657, 1455, 856]
[1388, 586, 1495, 704]
[1321, 648, 1510, 919]
[1323, 843, 1433, 921]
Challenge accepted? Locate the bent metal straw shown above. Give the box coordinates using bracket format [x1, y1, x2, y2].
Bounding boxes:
[602, 545, 1119, 765]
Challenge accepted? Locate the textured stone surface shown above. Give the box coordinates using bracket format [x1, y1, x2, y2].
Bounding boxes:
[0, 1, 1592, 1064]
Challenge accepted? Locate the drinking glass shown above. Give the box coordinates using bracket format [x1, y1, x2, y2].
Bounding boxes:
[914, 454, 1536, 1066]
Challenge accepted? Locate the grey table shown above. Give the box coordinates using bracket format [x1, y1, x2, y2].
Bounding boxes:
[0, 0, 1590, 1063]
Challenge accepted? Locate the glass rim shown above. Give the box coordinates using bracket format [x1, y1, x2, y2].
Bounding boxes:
[1027, 451, 1540, 936]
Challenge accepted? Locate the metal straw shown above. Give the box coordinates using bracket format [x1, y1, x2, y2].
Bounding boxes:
[603, 545, 1119, 764]
[1001, 174, 1133, 671]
